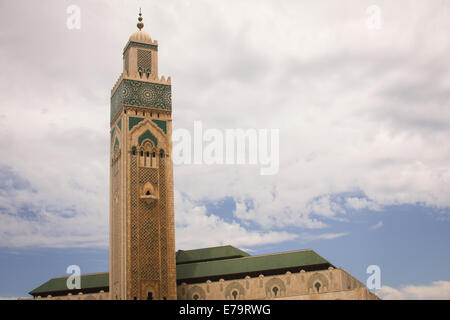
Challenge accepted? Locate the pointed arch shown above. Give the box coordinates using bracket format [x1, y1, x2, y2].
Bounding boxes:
[138, 130, 158, 147]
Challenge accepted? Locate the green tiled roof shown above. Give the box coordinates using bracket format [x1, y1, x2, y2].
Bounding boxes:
[176, 245, 250, 265]
[29, 247, 332, 296]
[176, 249, 331, 281]
[29, 272, 109, 296]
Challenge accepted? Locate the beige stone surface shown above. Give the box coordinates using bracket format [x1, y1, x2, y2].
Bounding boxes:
[177, 268, 379, 300]
[109, 23, 176, 300]
[34, 291, 109, 300]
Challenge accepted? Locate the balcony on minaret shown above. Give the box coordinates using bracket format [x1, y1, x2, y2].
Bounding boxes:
[140, 181, 158, 204]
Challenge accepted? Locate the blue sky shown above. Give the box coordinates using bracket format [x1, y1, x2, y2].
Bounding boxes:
[1, 197, 449, 298]
[1, 0, 450, 299]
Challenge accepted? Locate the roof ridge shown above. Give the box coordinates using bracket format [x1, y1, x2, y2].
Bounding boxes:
[177, 244, 238, 252]
[228, 248, 315, 260]
[180, 248, 317, 265]
[51, 271, 109, 280]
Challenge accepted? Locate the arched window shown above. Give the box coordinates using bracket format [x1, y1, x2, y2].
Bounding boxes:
[272, 286, 279, 297]
[139, 141, 155, 168]
[314, 282, 321, 293]
[139, 149, 145, 167]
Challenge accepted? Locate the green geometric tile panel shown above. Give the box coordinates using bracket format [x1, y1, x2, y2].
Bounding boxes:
[111, 79, 172, 122]
[152, 119, 167, 134]
[138, 130, 158, 147]
[129, 117, 144, 131]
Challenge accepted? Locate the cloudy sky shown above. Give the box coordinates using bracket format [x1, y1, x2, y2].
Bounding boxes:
[0, 0, 449, 299]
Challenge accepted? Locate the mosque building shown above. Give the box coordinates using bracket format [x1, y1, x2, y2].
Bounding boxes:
[28, 12, 378, 301]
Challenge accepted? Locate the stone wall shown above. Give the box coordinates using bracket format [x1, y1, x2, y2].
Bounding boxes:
[31, 267, 378, 300]
[33, 291, 109, 300]
[177, 267, 379, 300]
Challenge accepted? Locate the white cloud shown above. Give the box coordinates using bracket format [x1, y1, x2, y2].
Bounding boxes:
[0, 167, 108, 248]
[369, 221, 383, 230]
[0, 1, 449, 248]
[300, 232, 349, 241]
[377, 281, 450, 300]
[174, 190, 298, 250]
[346, 197, 380, 211]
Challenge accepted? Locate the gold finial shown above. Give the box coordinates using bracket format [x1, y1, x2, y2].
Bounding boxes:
[137, 8, 144, 30]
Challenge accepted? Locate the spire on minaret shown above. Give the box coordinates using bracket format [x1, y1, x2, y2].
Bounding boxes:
[127, 9, 152, 44]
[137, 8, 144, 30]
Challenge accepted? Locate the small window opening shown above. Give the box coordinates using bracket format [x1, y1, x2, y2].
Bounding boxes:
[315, 282, 321, 293]
[272, 286, 279, 297]
[147, 292, 153, 300]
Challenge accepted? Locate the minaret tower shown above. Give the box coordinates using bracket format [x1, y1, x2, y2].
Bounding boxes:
[109, 10, 176, 300]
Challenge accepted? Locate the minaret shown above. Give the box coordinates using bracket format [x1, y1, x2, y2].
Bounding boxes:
[109, 11, 176, 300]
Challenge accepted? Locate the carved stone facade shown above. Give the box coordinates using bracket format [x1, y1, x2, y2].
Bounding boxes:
[30, 267, 378, 300]
[31, 291, 109, 301]
[109, 15, 176, 300]
[178, 268, 378, 300]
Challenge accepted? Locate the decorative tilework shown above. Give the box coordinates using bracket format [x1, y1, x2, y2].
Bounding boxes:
[129, 117, 144, 131]
[152, 120, 167, 134]
[111, 79, 172, 122]
[138, 130, 158, 147]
